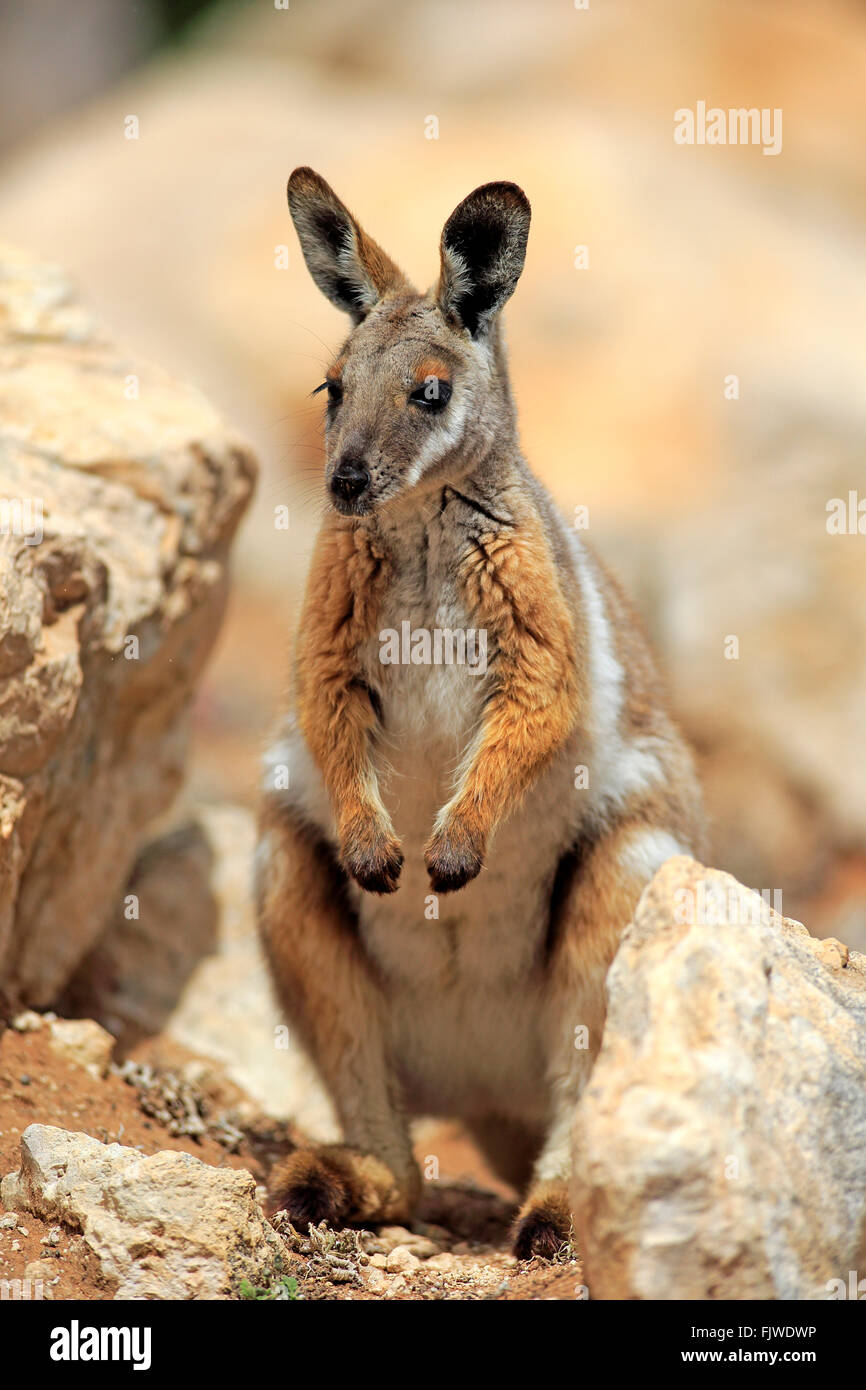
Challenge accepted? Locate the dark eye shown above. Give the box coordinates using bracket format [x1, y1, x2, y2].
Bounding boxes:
[313, 379, 343, 408]
[410, 378, 452, 412]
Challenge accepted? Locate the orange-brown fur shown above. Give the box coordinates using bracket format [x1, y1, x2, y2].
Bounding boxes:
[294, 519, 402, 892]
[425, 512, 587, 889]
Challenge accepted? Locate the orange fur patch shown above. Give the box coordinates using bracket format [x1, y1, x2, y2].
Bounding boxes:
[412, 357, 451, 386]
[294, 517, 402, 889]
[445, 514, 586, 843]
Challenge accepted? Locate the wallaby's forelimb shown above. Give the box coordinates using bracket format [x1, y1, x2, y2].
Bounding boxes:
[295, 519, 402, 893]
[425, 514, 586, 891]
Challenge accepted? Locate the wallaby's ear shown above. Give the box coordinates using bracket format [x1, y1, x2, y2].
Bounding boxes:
[287, 167, 411, 322]
[437, 182, 531, 337]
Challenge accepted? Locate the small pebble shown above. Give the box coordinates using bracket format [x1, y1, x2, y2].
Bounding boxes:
[386, 1245, 421, 1273]
[24, 1258, 57, 1296]
[363, 1266, 389, 1293]
[11, 1010, 44, 1033]
[815, 937, 849, 970]
[378, 1225, 415, 1247]
[425, 1252, 458, 1273]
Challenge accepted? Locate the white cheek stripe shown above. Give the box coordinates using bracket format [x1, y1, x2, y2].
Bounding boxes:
[405, 393, 469, 488]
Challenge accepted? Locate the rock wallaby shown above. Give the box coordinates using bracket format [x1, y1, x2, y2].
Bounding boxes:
[257, 167, 705, 1257]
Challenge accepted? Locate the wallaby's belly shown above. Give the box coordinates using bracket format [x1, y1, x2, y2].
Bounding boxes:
[356, 814, 557, 1122]
[357, 703, 575, 1122]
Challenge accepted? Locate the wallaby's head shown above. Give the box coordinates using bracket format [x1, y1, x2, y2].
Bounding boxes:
[287, 167, 531, 516]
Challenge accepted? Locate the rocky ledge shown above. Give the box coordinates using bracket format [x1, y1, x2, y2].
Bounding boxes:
[0, 246, 256, 1006]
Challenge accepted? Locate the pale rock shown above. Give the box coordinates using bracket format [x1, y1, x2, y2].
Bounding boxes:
[376, 1225, 416, 1249]
[572, 857, 866, 1300]
[23, 1258, 57, 1296]
[374, 1224, 439, 1258]
[814, 937, 850, 971]
[10, 1010, 43, 1033]
[1, 1124, 284, 1300]
[0, 247, 256, 1005]
[47, 1018, 114, 1078]
[404, 1235, 439, 1259]
[385, 1245, 421, 1273]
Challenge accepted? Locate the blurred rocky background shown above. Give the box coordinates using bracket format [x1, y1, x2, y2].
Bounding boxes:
[0, 0, 864, 1302]
[0, 0, 864, 1011]
[1, 0, 864, 950]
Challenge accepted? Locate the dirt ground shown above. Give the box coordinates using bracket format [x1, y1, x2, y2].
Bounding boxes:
[0, 1021, 583, 1302]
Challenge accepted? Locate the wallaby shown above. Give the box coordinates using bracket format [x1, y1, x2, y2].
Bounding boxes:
[257, 167, 705, 1257]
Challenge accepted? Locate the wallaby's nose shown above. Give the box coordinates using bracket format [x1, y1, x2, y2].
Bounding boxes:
[331, 457, 370, 502]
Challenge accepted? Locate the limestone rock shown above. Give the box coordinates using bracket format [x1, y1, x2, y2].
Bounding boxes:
[23, 1258, 58, 1296]
[0, 247, 256, 1005]
[571, 857, 866, 1300]
[1, 1123, 284, 1300]
[10, 1009, 43, 1032]
[385, 1245, 421, 1273]
[47, 1018, 114, 1078]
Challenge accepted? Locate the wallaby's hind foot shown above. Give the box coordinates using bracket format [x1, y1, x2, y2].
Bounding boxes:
[268, 1144, 416, 1230]
[512, 1179, 573, 1261]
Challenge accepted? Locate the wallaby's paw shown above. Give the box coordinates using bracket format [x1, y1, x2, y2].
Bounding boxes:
[424, 817, 484, 893]
[267, 1148, 356, 1228]
[512, 1182, 573, 1261]
[342, 828, 404, 894]
[267, 1145, 414, 1229]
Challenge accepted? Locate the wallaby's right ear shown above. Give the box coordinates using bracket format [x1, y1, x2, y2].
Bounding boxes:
[437, 182, 531, 338]
[287, 167, 410, 322]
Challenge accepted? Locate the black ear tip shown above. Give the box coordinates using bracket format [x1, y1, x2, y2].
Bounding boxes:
[444, 181, 531, 242]
[478, 181, 531, 215]
[465, 181, 530, 216]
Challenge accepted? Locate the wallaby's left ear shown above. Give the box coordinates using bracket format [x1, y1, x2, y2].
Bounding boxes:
[437, 182, 531, 337]
[287, 166, 412, 322]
